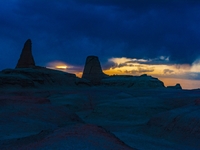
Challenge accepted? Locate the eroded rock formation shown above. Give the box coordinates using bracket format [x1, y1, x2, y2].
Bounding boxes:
[167, 83, 182, 89]
[0, 68, 77, 88]
[16, 39, 35, 68]
[82, 56, 107, 84]
[101, 74, 165, 88]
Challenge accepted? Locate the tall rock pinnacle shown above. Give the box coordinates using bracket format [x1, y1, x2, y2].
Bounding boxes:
[16, 39, 35, 68]
[82, 56, 106, 84]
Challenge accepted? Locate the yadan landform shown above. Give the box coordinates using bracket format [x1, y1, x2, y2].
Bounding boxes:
[0, 39, 200, 150]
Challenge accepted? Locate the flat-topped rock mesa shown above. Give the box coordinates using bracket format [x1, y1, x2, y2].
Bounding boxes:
[102, 74, 165, 88]
[16, 39, 35, 68]
[82, 56, 108, 85]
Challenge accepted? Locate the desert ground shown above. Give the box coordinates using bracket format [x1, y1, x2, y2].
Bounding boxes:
[0, 68, 200, 150]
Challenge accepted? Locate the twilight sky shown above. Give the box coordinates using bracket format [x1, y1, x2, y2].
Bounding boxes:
[0, 0, 200, 89]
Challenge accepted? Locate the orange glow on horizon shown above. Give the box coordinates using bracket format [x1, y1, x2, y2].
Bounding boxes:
[159, 77, 200, 89]
[103, 57, 200, 89]
[56, 65, 68, 69]
[46, 61, 83, 78]
[75, 72, 83, 78]
[103, 69, 200, 89]
[46, 61, 71, 72]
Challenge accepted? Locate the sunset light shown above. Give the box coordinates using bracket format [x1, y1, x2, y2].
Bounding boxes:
[56, 65, 68, 69]
[104, 56, 179, 76]
[46, 61, 69, 71]
[102, 57, 200, 89]
[45, 57, 200, 89]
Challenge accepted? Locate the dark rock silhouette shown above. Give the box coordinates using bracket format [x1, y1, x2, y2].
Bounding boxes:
[16, 39, 35, 68]
[101, 74, 165, 88]
[82, 56, 107, 85]
[167, 83, 182, 89]
[0, 68, 77, 88]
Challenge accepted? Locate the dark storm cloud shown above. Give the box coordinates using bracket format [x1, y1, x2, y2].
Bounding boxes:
[0, 0, 200, 70]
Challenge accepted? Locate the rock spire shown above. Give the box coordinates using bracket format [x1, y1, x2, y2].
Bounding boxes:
[16, 39, 35, 68]
[82, 56, 106, 84]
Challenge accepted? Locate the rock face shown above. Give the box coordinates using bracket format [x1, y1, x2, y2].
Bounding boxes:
[167, 83, 182, 89]
[16, 39, 35, 68]
[82, 56, 107, 84]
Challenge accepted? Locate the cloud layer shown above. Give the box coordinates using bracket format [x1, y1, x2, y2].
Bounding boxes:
[0, 0, 200, 70]
[103, 56, 200, 81]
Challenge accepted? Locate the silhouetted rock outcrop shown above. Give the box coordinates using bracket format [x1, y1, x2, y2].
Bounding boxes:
[167, 83, 182, 89]
[82, 56, 107, 85]
[0, 68, 77, 88]
[101, 74, 165, 88]
[16, 39, 35, 68]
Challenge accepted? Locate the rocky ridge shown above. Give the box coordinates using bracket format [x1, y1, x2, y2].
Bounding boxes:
[0, 68, 77, 88]
[101, 74, 165, 88]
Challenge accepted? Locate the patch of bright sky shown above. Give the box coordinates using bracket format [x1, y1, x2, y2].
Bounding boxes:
[46, 61, 83, 77]
[159, 77, 200, 89]
[104, 57, 177, 76]
[47, 61, 69, 70]
[191, 59, 200, 72]
[104, 57, 200, 89]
